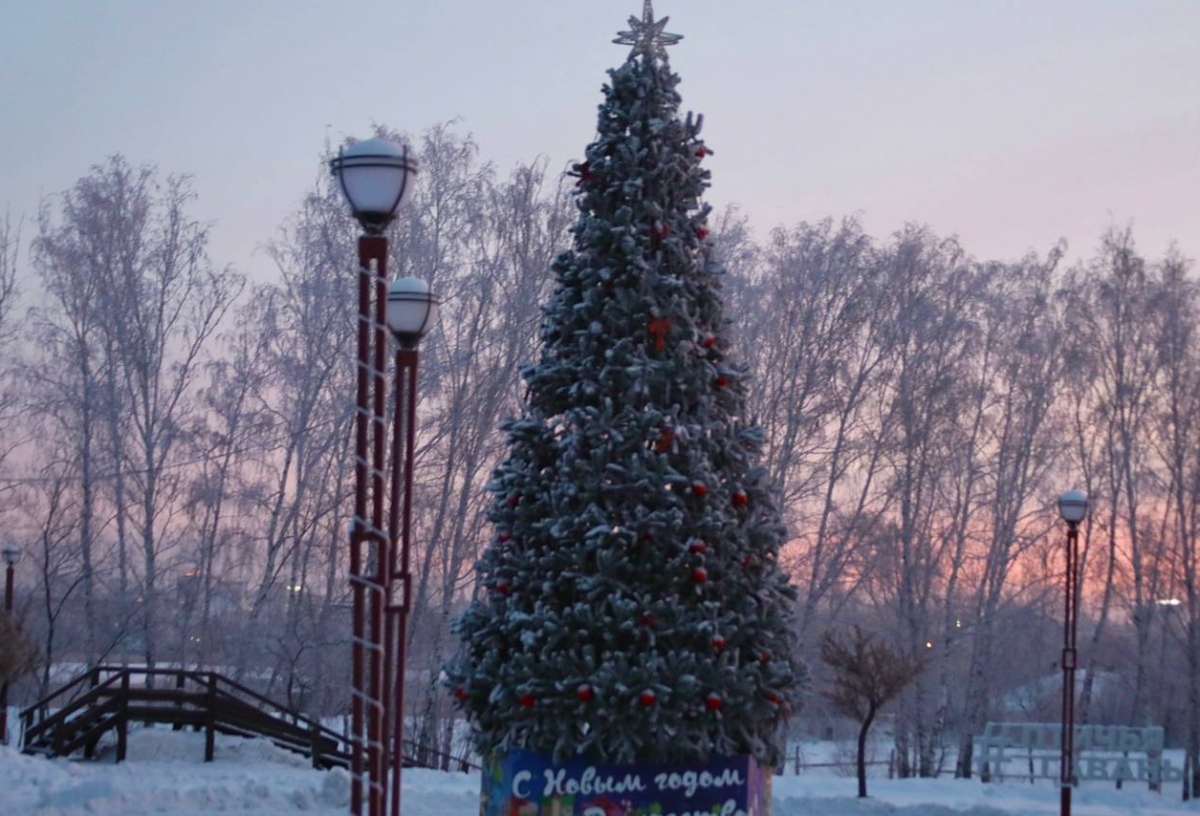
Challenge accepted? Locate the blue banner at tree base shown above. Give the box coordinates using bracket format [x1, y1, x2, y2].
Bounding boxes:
[481, 748, 771, 816]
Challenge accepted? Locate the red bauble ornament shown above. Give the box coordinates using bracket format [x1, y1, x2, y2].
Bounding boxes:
[706, 692, 722, 711]
[711, 635, 726, 650]
[577, 683, 595, 702]
[695, 147, 707, 158]
[696, 227, 709, 240]
[639, 689, 657, 706]
[688, 540, 708, 554]
[655, 427, 675, 453]
[507, 492, 520, 507]
[496, 580, 510, 596]
[741, 554, 751, 567]
[702, 334, 717, 349]
[765, 691, 781, 704]
[760, 651, 771, 664]
[692, 566, 708, 584]
[520, 693, 535, 709]
[691, 482, 708, 497]
[498, 533, 510, 543]
[454, 687, 468, 702]
[732, 490, 749, 507]
[714, 375, 730, 388]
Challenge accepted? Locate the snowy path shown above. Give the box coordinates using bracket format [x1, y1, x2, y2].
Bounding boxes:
[2, 731, 1198, 815]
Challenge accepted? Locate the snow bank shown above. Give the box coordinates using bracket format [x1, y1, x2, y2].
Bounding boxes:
[0, 731, 479, 816]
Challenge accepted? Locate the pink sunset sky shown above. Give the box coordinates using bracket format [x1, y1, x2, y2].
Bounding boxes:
[2, 0, 1197, 277]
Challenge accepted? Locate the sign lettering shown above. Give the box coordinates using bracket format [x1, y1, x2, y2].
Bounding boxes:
[483, 748, 770, 816]
[976, 723, 1170, 785]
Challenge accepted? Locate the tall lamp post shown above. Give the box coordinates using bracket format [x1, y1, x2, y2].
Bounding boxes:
[1, 542, 20, 746]
[1058, 489, 1088, 816]
[331, 137, 417, 816]
[385, 278, 438, 816]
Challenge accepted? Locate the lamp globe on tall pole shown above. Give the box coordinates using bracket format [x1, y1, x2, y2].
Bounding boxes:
[330, 135, 417, 816]
[1, 542, 20, 746]
[1058, 490, 1088, 526]
[385, 276, 437, 816]
[1057, 489, 1088, 816]
[387, 278, 438, 349]
[331, 137, 418, 234]
[1, 542, 18, 572]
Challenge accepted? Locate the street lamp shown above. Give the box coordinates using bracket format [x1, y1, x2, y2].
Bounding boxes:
[1, 542, 21, 746]
[385, 277, 437, 816]
[1057, 489, 1088, 816]
[331, 138, 418, 235]
[331, 136, 417, 816]
[386, 279, 438, 349]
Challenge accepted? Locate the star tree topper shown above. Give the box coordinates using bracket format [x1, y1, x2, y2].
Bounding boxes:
[613, 0, 683, 60]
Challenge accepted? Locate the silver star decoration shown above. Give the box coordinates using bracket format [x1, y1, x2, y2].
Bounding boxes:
[613, 0, 683, 60]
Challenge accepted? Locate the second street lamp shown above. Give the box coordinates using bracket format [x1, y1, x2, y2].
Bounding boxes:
[1057, 489, 1088, 816]
[1, 542, 20, 746]
[330, 136, 417, 816]
[385, 277, 438, 816]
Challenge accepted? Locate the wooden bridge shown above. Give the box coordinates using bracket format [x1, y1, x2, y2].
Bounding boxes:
[18, 665, 467, 771]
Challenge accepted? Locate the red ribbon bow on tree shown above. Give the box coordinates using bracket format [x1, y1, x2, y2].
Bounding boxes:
[648, 316, 671, 352]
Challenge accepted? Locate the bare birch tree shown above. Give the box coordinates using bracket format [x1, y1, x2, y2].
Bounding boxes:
[871, 226, 980, 778]
[30, 183, 111, 661]
[234, 166, 356, 691]
[1150, 249, 1200, 797]
[954, 249, 1067, 777]
[1067, 229, 1166, 737]
[729, 218, 896, 641]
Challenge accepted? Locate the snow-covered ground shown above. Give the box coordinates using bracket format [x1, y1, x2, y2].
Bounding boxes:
[2, 730, 1199, 816]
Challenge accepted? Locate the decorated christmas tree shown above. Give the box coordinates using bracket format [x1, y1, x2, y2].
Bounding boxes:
[448, 2, 805, 767]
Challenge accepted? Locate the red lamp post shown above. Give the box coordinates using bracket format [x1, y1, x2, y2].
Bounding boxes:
[330, 137, 417, 816]
[1058, 489, 1088, 816]
[1, 542, 20, 746]
[384, 278, 438, 816]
